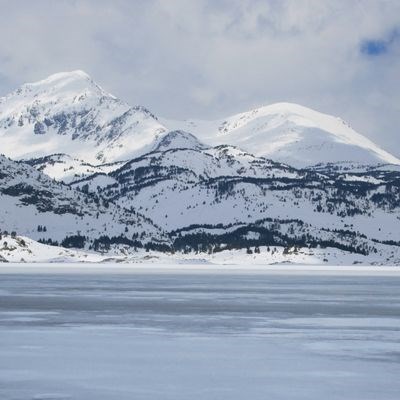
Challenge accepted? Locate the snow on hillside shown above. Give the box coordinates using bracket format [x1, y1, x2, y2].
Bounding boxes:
[103, 131, 301, 183]
[162, 103, 400, 168]
[0, 234, 104, 263]
[152, 130, 208, 152]
[24, 153, 125, 183]
[1, 233, 398, 265]
[0, 153, 168, 247]
[69, 135, 400, 265]
[0, 71, 166, 163]
[176, 245, 400, 266]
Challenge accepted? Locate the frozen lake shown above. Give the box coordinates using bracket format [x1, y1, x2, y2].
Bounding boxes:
[1, 266, 400, 399]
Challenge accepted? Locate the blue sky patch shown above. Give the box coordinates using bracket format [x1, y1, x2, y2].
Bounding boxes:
[361, 40, 387, 55]
[361, 28, 400, 56]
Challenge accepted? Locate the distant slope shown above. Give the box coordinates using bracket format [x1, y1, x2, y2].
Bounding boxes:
[162, 103, 400, 168]
[72, 131, 400, 260]
[24, 153, 125, 184]
[0, 153, 168, 248]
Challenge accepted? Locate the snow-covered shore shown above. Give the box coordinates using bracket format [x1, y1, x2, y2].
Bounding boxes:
[1, 262, 399, 276]
[1, 234, 399, 267]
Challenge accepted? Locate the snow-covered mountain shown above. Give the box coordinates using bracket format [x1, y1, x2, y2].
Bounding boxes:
[68, 131, 400, 261]
[163, 103, 400, 168]
[0, 71, 399, 264]
[0, 154, 168, 250]
[1, 71, 399, 169]
[0, 70, 166, 163]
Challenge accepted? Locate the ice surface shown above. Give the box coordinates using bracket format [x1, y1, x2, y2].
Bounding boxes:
[1, 266, 400, 399]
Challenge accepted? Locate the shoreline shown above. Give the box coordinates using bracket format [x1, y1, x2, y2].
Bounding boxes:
[0, 262, 399, 276]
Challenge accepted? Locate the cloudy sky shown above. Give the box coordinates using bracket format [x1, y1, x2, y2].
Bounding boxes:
[0, 0, 399, 155]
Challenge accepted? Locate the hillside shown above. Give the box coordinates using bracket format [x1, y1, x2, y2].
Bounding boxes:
[0, 154, 168, 250]
[70, 131, 400, 261]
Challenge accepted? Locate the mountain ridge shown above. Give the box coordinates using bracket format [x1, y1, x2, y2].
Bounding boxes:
[162, 102, 400, 167]
[0, 70, 399, 168]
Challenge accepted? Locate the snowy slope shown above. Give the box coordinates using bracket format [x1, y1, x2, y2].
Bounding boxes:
[0, 154, 168, 248]
[153, 130, 208, 152]
[70, 132, 400, 261]
[0, 234, 105, 263]
[162, 103, 400, 168]
[72, 131, 303, 198]
[24, 153, 126, 184]
[0, 71, 167, 163]
[1, 236, 398, 265]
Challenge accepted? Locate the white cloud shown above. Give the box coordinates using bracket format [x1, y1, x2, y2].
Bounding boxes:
[0, 0, 399, 155]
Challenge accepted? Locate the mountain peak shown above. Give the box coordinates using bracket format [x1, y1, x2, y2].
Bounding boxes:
[219, 102, 347, 133]
[26, 69, 92, 86]
[250, 102, 319, 115]
[0, 71, 166, 163]
[221, 102, 400, 166]
[164, 102, 400, 167]
[153, 130, 207, 152]
[17, 70, 106, 96]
